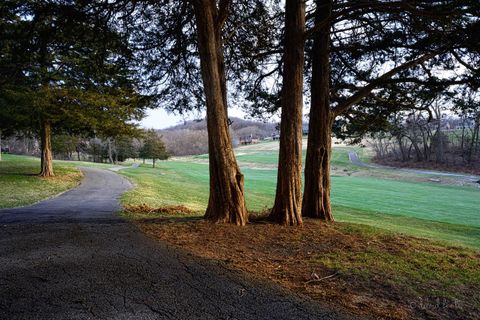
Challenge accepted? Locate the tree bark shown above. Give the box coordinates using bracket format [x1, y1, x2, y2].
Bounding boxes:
[153, 158, 156, 168]
[107, 138, 114, 164]
[39, 120, 54, 177]
[114, 141, 118, 165]
[434, 105, 444, 164]
[468, 114, 480, 164]
[192, 0, 248, 226]
[397, 135, 407, 161]
[302, 0, 334, 221]
[269, 0, 306, 226]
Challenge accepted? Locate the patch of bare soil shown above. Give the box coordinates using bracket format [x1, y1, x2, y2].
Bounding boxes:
[125, 204, 192, 215]
[133, 216, 480, 320]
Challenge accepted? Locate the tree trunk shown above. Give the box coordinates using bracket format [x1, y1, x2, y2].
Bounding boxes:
[396, 135, 407, 161]
[153, 158, 156, 168]
[0, 131, 2, 161]
[39, 120, 54, 177]
[114, 142, 118, 165]
[107, 138, 114, 164]
[192, 0, 248, 226]
[461, 119, 466, 162]
[468, 114, 480, 164]
[302, 0, 334, 221]
[270, 0, 306, 226]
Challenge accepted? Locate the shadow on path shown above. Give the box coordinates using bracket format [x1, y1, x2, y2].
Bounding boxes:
[0, 168, 350, 319]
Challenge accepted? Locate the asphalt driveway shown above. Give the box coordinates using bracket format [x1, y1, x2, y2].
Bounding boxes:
[0, 167, 350, 319]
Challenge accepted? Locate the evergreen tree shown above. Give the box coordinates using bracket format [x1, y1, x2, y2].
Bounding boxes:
[140, 130, 168, 168]
[127, 1, 273, 225]
[269, 0, 305, 226]
[0, 1, 147, 176]
[302, 0, 480, 221]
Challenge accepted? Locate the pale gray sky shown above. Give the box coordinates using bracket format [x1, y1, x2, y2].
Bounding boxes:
[140, 107, 250, 130]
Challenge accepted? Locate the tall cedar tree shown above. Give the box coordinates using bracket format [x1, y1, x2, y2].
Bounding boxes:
[191, 0, 248, 225]
[302, 0, 479, 220]
[234, 0, 478, 221]
[269, 0, 305, 225]
[127, 1, 274, 225]
[302, 0, 334, 220]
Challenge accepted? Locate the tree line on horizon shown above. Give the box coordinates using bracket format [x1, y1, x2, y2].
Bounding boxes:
[369, 107, 480, 171]
[2, 129, 168, 167]
[1, 0, 479, 226]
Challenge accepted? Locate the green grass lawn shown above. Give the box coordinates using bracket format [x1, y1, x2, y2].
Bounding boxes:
[120, 142, 480, 249]
[0, 154, 82, 208]
[2, 143, 479, 249]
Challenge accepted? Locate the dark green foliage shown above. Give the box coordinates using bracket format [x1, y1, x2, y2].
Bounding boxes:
[325, 0, 480, 138]
[126, 0, 277, 115]
[140, 130, 168, 168]
[0, 0, 148, 145]
[115, 137, 140, 162]
[52, 134, 81, 160]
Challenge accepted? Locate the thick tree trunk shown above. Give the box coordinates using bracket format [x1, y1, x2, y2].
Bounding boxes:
[302, 0, 334, 221]
[270, 0, 305, 226]
[153, 158, 156, 168]
[302, 118, 334, 221]
[192, 0, 248, 225]
[39, 120, 54, 177]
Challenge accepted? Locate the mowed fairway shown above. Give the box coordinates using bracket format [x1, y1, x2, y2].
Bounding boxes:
[121, 141, 480, 249]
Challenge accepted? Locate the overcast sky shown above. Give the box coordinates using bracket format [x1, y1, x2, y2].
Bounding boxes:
[140, 107, 252, 130]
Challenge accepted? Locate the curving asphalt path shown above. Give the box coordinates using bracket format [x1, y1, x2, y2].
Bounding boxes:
[0, 167, 351, 320]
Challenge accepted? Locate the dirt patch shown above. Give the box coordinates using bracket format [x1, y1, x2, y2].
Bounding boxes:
[133, 216, 480, 320]
[125, 204, 192, 215]
[43, 172, 83, 182]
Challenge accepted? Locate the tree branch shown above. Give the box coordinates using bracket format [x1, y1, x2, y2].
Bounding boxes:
[451, 49, 478, 73]
[216, 0, 230, 30]
[332, 52, 438, 117]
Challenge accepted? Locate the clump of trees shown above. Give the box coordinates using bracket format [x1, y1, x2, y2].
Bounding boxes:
[157, 117, 277, 156]
[161, 129, 210, 157]
[370, 93, 480, 171]
[0, 1, 148, 176]
[4, 130, 170, 166]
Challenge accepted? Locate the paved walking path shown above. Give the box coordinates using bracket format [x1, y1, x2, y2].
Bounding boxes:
[0, 167, 350, 319]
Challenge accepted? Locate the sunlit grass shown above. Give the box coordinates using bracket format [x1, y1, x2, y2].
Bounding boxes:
[0, 154, 82, 208]
[120, 141, 480, 249]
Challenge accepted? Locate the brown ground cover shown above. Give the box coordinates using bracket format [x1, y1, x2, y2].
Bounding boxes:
[125, 209, 480, 320]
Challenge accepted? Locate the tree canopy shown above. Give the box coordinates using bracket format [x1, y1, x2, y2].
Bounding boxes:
[0, 0, 148, 175]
